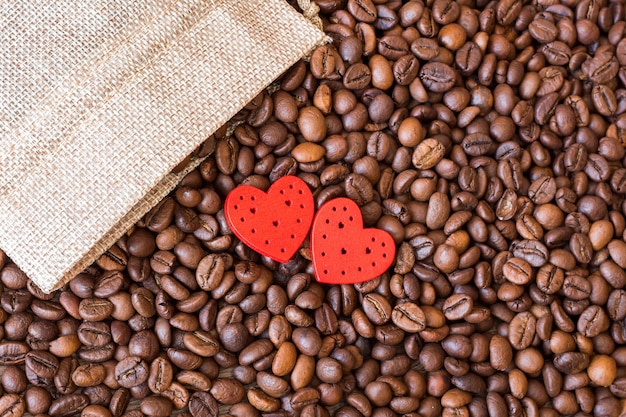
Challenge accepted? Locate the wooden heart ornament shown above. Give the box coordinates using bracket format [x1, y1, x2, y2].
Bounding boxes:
[311, 198, 396, 284]
[225, 176, 314, 263]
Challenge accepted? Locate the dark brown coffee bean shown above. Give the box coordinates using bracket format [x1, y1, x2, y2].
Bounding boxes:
[0, 341, 30, 365]
[554, 352, 590, 374]
[0, 394, 25, 417]
[344, 173, 374, 206]
[577, 305, 610, 337]
[292, 327, 323, 356]
[569, 233, 593, 264]
[0, 265, 28, 293]
[128, 330, 159, 361]
[347, 0, 377, 23]
[1, 366, 26, 394]
[508, 312, 536, 350]
[239, 339, 274, 366]
[442, 294, 473, 321]
[140, 397, 173, 417]
[607, 289, 626, 321]
[189, 392, 219, 417]
[79, 298, 114, 321]
[378, 35, 409, 61]
[411, 38, 439, 61]
[115, 356, 149, 388]
[562, 274, 591, 300]
[462, 133, 493, 156]
[72, 363, 106, 387]
[49, 394, 89, 417]
[535, 264, 564, 295]
[583, 45, 619, 84]
[167, 348, 202, 370]
[196, 254, 231, 291]
[183, 330, 220, 357]
[456, 42, 482, 75]
[512, 240, 548, 267]
[77, 321, 112, 348]
[148, 357, 173, 394]
[420, 62, 456, 93]
[362, 293, 391, 325]
[97, 245, 127, 271]
[412, 138, 445, 170]
[145, 198, 176, 232]
[25, 350, 59, 385]
[529, 18, 558, 43]
[502, 257, 533, 285]
[24, 386, 51, 415]
[393, 54, 419, 86]
[391, 301, 426, 332]
[343, 63, 372, 90]
[210, 378, 245, 404]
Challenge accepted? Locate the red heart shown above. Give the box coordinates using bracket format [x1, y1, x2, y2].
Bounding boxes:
[224, 176, 314, 263]
[311, 198, 396, 284]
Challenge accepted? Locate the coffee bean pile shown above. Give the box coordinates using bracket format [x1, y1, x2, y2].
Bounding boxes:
[1, 0, 626, 415]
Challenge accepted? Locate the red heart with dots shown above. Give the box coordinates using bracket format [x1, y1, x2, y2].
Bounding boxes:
[224, 176, 314, 263]
[311, 197, 396, 285]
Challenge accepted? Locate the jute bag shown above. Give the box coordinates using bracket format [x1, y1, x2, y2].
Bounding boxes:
[0, 0, 326, 293]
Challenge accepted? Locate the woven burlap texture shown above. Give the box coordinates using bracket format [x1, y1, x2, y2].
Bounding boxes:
[0, 0, 325, 293]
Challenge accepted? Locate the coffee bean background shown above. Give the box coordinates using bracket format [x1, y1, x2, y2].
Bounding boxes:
[1, 0, 626, 416]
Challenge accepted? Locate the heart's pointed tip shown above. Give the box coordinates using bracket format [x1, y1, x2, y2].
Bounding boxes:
[269, 251, 296, 264]
[314, 270, 384, 285]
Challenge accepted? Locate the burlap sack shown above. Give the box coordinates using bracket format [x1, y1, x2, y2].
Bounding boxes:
[0, 0, 326, 293]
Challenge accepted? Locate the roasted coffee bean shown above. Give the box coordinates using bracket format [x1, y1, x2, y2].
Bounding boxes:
[24, 386, 51, 415]
[508, 312, 536, 350]
[115, 356, 149, 388]
[25, 350, 59, 385]
[1, 366, 26, 394]
[110, 388, 131, 417]
[412, 138, 445, 170]
[391, 301, 426, 332]
[128, 330, 160, 361]
[343, 63, 372, 90]
[97, 245, 127, 271]
[0, 341, 29, 365]
[207, 378, 244, 404]
[196, 254, 231, 291]
[577, 305, 610, 337]
[189, 392, 218, 417]
[79, 298, 114, 321]
[442, 294, 473, 321]
[0, 394, 24, 417]
[362, 293, 391, 325]
[554, 352, 590, 374]
[512, 240, 549, 267]
[456, 42, 482, 75]
[72, 364, 106, 387]
[420, 63, 456, 93]
[502, 258, 533, 285]
[347, 0, 377, 23]
[562, 275, 592, 300]
[378, 35, 409, 61]
[140, 396, 173, 417]
[147, 357, 173, 394]
[49, 394, 89, 417]
[78, 321, 112, 347]
[183, 330, 220, 357]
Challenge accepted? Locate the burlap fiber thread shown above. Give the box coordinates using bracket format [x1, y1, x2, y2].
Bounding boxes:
[0, 0, 326, 293]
